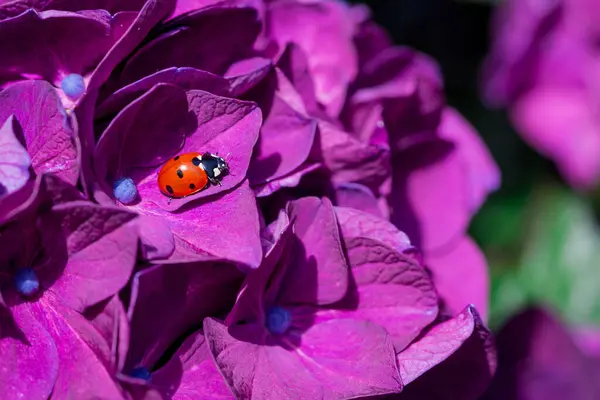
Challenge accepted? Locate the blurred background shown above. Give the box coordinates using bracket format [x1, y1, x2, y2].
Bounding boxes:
[350, 0, 600, 331]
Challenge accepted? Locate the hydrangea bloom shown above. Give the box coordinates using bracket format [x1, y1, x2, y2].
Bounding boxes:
[481, 307, 600, 400]
[0, 0, 499, 398]
[482, 0, 600, 188]
[0, 175, 138, 399]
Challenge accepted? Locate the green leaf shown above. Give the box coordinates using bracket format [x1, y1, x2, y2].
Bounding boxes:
[486, 181, 600, 329]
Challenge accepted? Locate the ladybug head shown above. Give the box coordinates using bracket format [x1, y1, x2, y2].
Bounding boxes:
[201, 152, 230, 182]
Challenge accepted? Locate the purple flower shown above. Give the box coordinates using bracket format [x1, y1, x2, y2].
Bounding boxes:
[481, 307, 600, 400]
[0, 175, 139, 399]
[0, 115, 30, 196]
[482, 0, 600, 188]
[143, 197, 496, 399]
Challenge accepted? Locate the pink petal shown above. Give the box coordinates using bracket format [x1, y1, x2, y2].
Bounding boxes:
[0, 303, 58, 399]
[32, 294, 125, 399]
[275, 197, 348, 306]
[0, 115, 30, 195]
[315, 236, 438, 350]
[398, 306, 496, 400]
[152, 330, 234, 399]
[0, 80, 78, 183]
[48, 201, 139, 312]
[425, 237, 490, 321]
[205, 317, 401, 399]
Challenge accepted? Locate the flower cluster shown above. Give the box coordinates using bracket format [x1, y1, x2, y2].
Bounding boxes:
[482, 0, 600, 188]
[0, 0, 499, 399]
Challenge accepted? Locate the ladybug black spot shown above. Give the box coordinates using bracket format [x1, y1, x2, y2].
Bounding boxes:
[189, 183, 196, 189]
[192, 157, 201, 166]
[166, 185, 173, 194]
[174, 156, 179, 161]
[177, 169, 184, 179]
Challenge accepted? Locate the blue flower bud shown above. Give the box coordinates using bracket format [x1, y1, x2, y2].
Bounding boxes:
[129, 367, 152, 381]
[14, 268, 39, 296]
[113, 177, 138, 204]
[60, 73, 86, 100]
[266, 306, 292, 335]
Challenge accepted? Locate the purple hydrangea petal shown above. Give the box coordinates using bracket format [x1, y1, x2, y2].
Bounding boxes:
[226, 59, 273, 98]
[126, 261, 243, 369]
[248, 93, 317, 188]
[169, 0, 228, 20]
[274, 197, 348, 307]
[48, 201, 139, 312]
[426, 237, 490, 321]
[0, 81, 78, 184]
[511, 87, 600, 188]
[120, 6, 261, 85]
[0, 303, 58, 399]
[138, 180, 262, 267]
[28, 296, 125, 399]
[333, 183, 383, 218]
[438, 108, 500, 211]
[318, 120, 390, 188]
[152, 331, 234, 399]
[275, 44, 320, 115]
[0, 115, 30, 196]
[0, 9, 115, 88]
[97, 67, 230, 118]
[137, 214, 175, 260]
[398, 305, 496, 400]
[482, 307, 597, 400]
[253, 163, 321, 197]
[315, 236, 438, 351]
[85, 295, 130, 373]
[267, 0, 358, 116]
[227, 209, 293, 326]
[389, 135, 468, 252]
[204, 317, 401, 399]
[0, 0, 149, 19]
[335, 205, 412, 253]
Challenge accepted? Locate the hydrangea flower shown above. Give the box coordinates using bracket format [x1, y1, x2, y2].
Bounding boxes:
[482, 0, 600, 188]
[0, 175, 139, 399]
[0, 0, 500, 398]
[481, 307, 600, 400]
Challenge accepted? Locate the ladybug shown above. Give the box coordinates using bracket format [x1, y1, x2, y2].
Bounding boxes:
[157, 152, 229, 198]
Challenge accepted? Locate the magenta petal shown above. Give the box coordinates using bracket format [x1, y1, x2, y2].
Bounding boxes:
[335, 205, 412, 253]
[0, 115, 30, 195]
[318, 236, 438, 350]
[205, 317, 401, 399]
[121, 6, 261, 84]
[333, 183, 383, 218]
[0, 9, 113, 86]
[48, 201, 139, 312]
[482, 307, 597, 400]
[438, 107, 500, 211]
[0, 80, 78, 184]
[277, 197, 348, 306]
[426, 237, 489, 321]
[32, 295, 125, 399]
[0, 303, 58, 399]
[319, 120, 390, 188]
[511, 87, 600, 188]
[389, 135, 467, 252]
[97, 67, 230, 118]
[152, 331, 234, 399]
[139, 180, 262, 267]
[127, 261, 243, 369]
[248, 93, 317, 187]
[398, 306, 496, 400]
[225, 57, 273, 97]
[267, 0, 358, 116]
[86, 295, 130, 372]
[138, 214, 175, 260]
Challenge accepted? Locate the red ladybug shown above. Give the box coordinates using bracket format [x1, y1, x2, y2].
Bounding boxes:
[157, 152, 229, 198]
